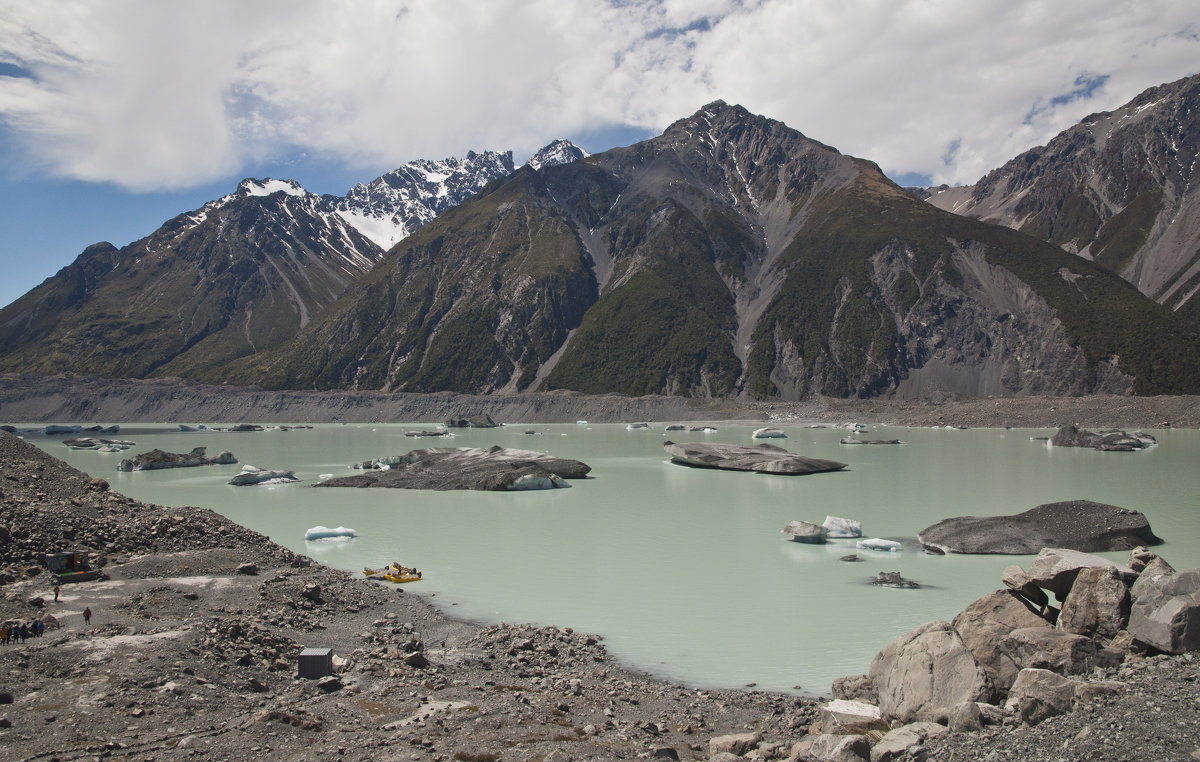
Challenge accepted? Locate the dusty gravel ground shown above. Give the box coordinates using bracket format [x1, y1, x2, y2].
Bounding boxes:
[3, 382, 1200, 761]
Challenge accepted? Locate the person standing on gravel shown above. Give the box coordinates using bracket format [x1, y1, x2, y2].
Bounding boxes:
[53, 585, 60, 602]
[83, 607, 91, 626]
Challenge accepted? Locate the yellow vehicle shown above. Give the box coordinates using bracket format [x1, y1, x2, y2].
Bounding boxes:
[363, 563, 424, 583]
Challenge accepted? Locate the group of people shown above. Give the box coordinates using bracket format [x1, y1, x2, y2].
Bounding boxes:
[0, 581, 95, 645]
[1, 619, 44, 644]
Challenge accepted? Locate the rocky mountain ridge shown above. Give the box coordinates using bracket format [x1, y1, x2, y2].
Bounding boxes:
[924, 73, 1200, 314]
[224, 101, 1200, 399]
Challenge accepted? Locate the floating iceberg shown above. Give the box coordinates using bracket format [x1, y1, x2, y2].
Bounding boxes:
[823, 516, 863, 538]
[228, 464, 299, 486]
[304, 525, 357, 542]
[782, 520, 827, 544]
[856, 538, 902, 552]
[752, 427, 787, 439]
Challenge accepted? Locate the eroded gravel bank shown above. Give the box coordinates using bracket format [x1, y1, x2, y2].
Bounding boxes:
[4, 374, 1200, 429]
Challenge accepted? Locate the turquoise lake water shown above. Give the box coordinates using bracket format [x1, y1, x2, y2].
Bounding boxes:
[26, 422, 1200, 695]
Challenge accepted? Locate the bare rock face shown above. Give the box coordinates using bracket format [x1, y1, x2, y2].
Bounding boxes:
[918, 501, 1161, 555]
[1057, 565, 1132, 640]
[869, 621, 990, 724]
[952, 590, 1053, 698]
[116, 447, 237, 472]
[663, 441, 847, 475]
[314, 446, 590, 491]
[1128, 568, 1200, 653]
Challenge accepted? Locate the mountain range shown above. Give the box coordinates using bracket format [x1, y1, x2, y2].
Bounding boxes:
[3, 76, 1199, 400]
[0, 142, 583, 380]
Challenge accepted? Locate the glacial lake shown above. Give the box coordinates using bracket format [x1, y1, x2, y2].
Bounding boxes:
[25, 422, 1200, 696]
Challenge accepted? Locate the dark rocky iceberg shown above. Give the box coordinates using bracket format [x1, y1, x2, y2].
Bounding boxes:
[918, 500, 1163, 554]
[663, 441, 847, 475]
[315, 446, 590, 491]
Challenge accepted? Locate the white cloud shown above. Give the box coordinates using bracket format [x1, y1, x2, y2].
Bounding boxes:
[0, 0, 1197, 190]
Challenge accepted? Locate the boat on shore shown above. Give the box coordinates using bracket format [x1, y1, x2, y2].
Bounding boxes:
[363, 563, 424, 583]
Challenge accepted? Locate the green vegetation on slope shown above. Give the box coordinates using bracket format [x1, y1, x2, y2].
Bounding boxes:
[545, 201, 741, 396]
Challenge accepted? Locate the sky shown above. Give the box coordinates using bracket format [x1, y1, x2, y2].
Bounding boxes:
[0, 0, 1197, 309]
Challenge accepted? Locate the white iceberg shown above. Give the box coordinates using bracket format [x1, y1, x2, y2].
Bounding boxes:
[304, 525, 357, 542]
[228, 464, 299, 486]
[823, 515, 863, 538]
[856, 538, 902, 552]
[752, 427, 787, 438]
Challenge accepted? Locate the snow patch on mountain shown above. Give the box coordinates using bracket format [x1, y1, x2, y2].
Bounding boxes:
[327, 150, 516, 251]
[240, 178, 307, 198]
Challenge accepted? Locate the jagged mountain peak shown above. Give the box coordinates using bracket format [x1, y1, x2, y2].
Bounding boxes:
[525, 139, 589, 171]
[330, 149, 516, 250]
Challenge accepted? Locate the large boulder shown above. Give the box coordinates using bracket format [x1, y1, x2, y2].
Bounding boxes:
[1004, 668, 1125, 725]
[869, 722, 947, 762]
[816, 699, 887, 734]
[117, 447, 237, 472]
[1001, 565, 1050, 610]
[998, 627, 1122, 675]
[1026, 548, 1137, 601]
[787, 734, 870, 762]
[708, 732, 761, 757]
[1127, 568, 1200, 653]
[830, 674, 877, 703]
[918, 501, 1161, 554]
[663, 441, 846, 475]
[1130, 555, 1176, 602]
[315, 446, 590, 491]
[1057, 565, 1132, 640]
[952, 590, 1052, 698]
[869, 621, 989, 724]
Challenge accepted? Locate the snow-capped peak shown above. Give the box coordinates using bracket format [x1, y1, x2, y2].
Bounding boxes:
[237, 178, 309, 198]
[328, 150, 516, 251]
[525, 139, 589, 172]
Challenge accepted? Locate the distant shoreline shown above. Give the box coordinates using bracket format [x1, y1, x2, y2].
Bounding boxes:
[3, 373, 1200, 429]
